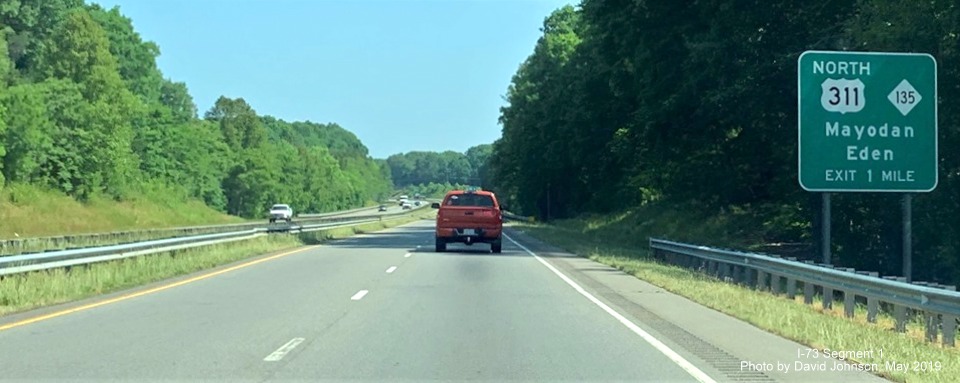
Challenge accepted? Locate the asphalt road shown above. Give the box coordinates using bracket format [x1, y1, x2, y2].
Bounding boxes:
[302, 200, 432, 220]
[0, 220, 892, 383]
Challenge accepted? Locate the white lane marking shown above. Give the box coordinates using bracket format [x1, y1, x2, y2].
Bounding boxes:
[263, 337, 305, 362]
[351, 290, 369, 300]
[404, 252, 412, 258]
[503, 234, 718, 383]
[386, 266, 397, 273]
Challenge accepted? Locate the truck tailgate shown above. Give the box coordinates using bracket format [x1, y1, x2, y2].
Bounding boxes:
[438, 206, 500, 227]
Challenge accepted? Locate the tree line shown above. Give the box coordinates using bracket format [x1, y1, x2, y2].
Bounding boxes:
[386, 144, 492, 187]
[488, 1, 960, 284]
[0, 1, 391, 217]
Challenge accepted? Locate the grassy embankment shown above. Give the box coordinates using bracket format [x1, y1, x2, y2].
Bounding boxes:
[513, 203, 958, 383]
[0, 207, 436, 317]
[0, 184, 391, 254]
[0, 183, 245, 239]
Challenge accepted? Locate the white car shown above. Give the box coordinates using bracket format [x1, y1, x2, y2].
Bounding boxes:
[269, 204, 293, 223]
[402, 202, 412, 210]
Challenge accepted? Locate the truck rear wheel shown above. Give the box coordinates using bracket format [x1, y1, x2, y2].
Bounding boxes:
[491, 238, 502, 253]
[435, 237, 447, 252]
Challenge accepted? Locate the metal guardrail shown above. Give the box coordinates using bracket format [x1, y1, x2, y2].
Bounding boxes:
[0, 206, 398, 257]
[0, 206, 428, 277]
[0, 222, 263, 256]
[650, 238, 960, 347]
[297, 205, 379, 218]
[0, 229, 266, 276]
[502, 211, 535, 222]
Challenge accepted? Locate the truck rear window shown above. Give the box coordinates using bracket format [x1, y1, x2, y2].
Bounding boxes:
[444, 194, 494, 207]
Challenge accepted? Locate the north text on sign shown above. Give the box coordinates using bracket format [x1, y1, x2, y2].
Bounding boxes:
[813, 61, 871, 76]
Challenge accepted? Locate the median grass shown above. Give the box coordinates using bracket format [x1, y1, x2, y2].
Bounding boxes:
[298, 210, 436, 244]
[0, 183, 244, 240]
[0, 210, 434, 317]
[514, 216, 959, 383]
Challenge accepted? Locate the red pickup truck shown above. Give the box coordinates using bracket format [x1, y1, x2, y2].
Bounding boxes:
[432, 189, 503, 253]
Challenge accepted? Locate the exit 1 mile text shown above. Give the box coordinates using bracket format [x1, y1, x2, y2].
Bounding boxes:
[826, 170, 915, 182]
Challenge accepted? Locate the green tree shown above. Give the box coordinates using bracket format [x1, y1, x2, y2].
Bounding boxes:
[494, 5, 582, 218]
[0, 28, 12, 85]
[85, 4, 163, 103]
[205, 96, 267, 150]
[0, 0, 83, 75]
[39, 9, 139, 198]
[160, 79, 197, 123]
[1, 83, 52, 184]
[167, 120, 231, 210]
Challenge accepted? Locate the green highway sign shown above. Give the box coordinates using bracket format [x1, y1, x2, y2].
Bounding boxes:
[798, 51, 937, 192]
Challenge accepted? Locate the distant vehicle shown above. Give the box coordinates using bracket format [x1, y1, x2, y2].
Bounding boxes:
[399, 198, 409, 206]
[414, 201, 421, 206]
[402, 202, 412, 210]
[378, 204, 388, 212]
[414, 193, 422, 200]
[433, 189, 502, 253]
[268, 204, 293, 223]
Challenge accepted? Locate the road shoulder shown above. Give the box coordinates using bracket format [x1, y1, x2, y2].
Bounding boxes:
[505, 227, 891, 383]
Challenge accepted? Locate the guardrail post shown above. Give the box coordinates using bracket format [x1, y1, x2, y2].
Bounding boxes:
[742, 266, 752, 285]
[942, 315, 957, 347]
[770, 273, 781, 294]
[894, 307, 908, 332]
[843, 290, 856, 318]
[866, 296, 879, 323]
[786, 276, 796, 300]
[892, 277, 908, 332]
[757, 270, 768, 291]
[817, 264, 835, 309]
[803, 281, 814, 305]
[823, 286, 834, 310]
[924, 312, 939, 342]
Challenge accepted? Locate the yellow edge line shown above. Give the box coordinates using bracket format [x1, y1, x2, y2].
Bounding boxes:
[0, 245, 320, 332]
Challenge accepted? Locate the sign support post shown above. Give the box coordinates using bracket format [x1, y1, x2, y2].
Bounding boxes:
[902, 194, 912, 282]
[822, 193, 831, 264]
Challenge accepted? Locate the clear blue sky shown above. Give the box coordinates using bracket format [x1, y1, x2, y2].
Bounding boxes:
[90, 0, 573, 159]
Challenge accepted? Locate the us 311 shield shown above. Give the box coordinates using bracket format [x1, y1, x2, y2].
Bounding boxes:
[820, 78, 865, 114]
